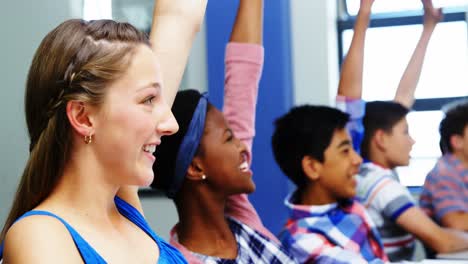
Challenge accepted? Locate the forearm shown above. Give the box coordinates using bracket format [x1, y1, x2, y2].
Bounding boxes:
[431, 227, 468, 253]
[394, 25, 435, 108]
[441, 212, 468, 231]
[230, 0, 263, 44]
[149, 1, 206, 107]
[337, 8, 371, 99]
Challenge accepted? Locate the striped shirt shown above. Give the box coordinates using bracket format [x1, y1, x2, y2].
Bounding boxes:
[336, 97, 417, 261]
[420, 154, 468, 222]
[357, 163, 416, 261]
[280, 193, 388, 264]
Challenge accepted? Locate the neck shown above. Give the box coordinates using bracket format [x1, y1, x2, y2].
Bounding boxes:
[452, 151, 468, 169]
[368, 147, 393, 169]
[300, 183, 337, 206]
[175, 187, 237, 258]
[39, 147, 121, 225]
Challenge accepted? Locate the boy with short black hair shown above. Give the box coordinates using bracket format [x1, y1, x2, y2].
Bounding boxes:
[272, 105, 388, 264]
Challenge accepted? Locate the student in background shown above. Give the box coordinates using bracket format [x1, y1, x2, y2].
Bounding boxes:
[148, 0, 297, 263]
[272, 105, 387, 264]
[337, 0, 468, 261]
[0, 0, 207, 262]
[420, 100, 468, 231]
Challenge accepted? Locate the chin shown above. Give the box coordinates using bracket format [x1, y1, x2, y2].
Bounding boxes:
[241, 182, 256, 194]
[133, 172, 155, 187]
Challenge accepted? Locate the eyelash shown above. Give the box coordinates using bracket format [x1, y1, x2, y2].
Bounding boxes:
[143, 96, 156, 105]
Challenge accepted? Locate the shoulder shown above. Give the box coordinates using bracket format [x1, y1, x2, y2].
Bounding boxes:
[3, 214, 83, 263]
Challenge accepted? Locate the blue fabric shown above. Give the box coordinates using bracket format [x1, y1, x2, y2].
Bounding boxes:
[0, 210, 106, 263]
[168, 95, 208, 198]
[0, 197, 187, 264]
[114, 196, 187, 264]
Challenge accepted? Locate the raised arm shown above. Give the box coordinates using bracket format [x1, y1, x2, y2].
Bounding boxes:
[223, 0, 263, 151]
[337, 0, 374, 99]
[221, 0, 277, 241]
[394, 0, 442, 108]
[150, 0, 208, 107]
[117, 0, 207, 213]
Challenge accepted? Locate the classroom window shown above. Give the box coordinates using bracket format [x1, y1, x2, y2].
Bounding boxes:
[338, 1, 468, 186]
[346, 0, 468, 16]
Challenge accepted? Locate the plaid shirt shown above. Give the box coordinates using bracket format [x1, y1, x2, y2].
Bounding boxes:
[420, 154, 468, 222]
[279, 193, 388, 264]
[190, 217, 297, 264]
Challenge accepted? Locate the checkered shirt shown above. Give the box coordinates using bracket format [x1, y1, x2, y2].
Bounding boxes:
[192, 217, 298, 264]
[279, 193, 388, 264]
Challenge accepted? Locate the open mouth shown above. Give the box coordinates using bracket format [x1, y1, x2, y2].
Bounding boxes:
[143, 144, 156, 154]
[239, 151, 250, 172]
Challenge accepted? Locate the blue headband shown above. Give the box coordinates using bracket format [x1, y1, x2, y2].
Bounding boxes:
[167, 95, 208, 198]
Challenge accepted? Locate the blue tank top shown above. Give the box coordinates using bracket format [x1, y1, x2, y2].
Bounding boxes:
[0, 196, 186, 264]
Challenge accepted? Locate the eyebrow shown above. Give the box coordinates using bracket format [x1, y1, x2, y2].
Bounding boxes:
[337, 139, 352, 149]
[137, 82, 161, 92]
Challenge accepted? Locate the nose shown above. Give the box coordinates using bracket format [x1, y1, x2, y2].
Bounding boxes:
[409, 135, 416, 146]
[156, 103, 179, 137]
[352, 149, 363, 166]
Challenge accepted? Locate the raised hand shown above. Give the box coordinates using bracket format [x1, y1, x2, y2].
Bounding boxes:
[422, 0, 443, 28]
[154, 0, 208, 32]
[360, 0, 375, 13]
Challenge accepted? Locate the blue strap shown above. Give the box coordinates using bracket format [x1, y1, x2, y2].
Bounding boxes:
[0, 210, 106, 263]
[114, 196, 187, 264]
[0, 241, 4, 260]
[0, 199, 187, 264]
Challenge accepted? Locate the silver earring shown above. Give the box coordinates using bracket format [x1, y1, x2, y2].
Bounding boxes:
[201, 174, 206, 180]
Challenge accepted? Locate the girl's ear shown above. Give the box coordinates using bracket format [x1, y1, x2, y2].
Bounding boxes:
[186, 156, 206, 182]
[66, 100, 96, 138]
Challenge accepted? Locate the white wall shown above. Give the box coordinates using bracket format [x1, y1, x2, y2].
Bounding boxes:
[0, 0, 82, 229]
[291, 0, 339, 106]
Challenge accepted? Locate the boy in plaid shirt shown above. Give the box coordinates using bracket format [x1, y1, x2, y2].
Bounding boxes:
[272, 105, 388, 264]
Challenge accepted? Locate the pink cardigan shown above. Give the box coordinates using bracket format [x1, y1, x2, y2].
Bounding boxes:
[169, 43, 278, 263]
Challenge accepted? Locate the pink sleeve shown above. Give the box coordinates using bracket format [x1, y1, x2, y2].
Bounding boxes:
[169, 225, 203, 264]
[222, 42, 278, 242]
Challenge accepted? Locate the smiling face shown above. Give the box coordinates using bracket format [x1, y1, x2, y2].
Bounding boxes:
[315, 128, 363, 202]
[195, 107, 255, 195]
[92, 45, 178, 187]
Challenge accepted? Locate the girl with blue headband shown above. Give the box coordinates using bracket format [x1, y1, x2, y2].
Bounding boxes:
[147, 0, 297, 263]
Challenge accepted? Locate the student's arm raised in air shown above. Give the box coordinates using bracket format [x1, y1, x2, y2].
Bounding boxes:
[336, 0, 374, 153]
[394, 0, 442, 108]
[150, 0, 208, 107]
[117, 0, 207, 214]
[396, 206, 468, 253]
[221, 0, 277, 241]
[337, 0, 374, 99]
